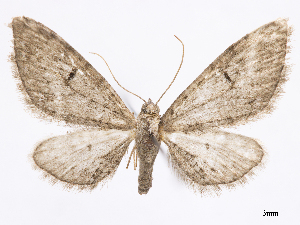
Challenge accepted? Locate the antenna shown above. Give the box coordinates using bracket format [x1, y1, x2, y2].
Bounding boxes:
[90, 52, 146, 103]
[156, 35, 184, 105]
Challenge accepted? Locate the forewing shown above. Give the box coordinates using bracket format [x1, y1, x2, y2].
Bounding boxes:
[162, 129, 263, 188]
[12, 17, 135, 130]
[161, 19, 289, 132]
[33, 129, 134, 187]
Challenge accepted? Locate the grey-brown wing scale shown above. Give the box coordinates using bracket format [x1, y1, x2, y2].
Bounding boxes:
[162, 129, 263, 189]
[161, 19, 289, 133]
[12, 17, 137, 188]
[12, 16, 136, 130]
[160, 19, 289, 190]
[33, 129, 135, 188]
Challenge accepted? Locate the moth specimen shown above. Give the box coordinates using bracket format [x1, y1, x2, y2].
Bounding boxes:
[11, 17, 289, 194]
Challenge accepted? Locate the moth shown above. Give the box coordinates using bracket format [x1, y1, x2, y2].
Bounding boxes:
[11, 17, 289, 195]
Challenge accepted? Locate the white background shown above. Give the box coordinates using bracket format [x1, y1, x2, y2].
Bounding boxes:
[0, 0, 299, 224]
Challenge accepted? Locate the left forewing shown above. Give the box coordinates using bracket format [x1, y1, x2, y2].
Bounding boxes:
[33, 129, 134, 189]
[162, 129, 264, 191]
[11, 17, 136, 130]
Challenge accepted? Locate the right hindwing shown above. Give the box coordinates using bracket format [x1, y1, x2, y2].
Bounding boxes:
[162, 129, 264, 189]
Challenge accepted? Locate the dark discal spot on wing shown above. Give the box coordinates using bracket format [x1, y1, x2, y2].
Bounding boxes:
[170, 108, 174, 115]
[68, 68, 77, 81]
[223, 72, 232, 83]
[197, 80, 203, 87]
[248, 99, 256, 105]
[210, 168, 217, 172]
[87, 144, 92, 151]
[64, 68, 77, 85]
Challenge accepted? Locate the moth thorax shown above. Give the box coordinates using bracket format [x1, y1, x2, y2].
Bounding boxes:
[141, 99, 160, 115]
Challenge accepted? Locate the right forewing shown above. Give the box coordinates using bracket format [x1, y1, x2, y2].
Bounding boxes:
[12, 17, 135, 130]
[33, 129, 134, 187]
[162, 129, 264, 188]
[161, 19, 289, 132]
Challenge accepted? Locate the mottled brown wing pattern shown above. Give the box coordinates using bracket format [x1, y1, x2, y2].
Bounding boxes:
[161, 19, 289, 133]
[33, 129, 134, 187]
[12, 16, 290, 193]
[162, 129, 264, 188]
[160, 19, 289, 191]
[12, 17, 137, 189]
[12, 16, 135, 130]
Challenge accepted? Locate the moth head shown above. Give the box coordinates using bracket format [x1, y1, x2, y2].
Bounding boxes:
[141, 99, 160, 115]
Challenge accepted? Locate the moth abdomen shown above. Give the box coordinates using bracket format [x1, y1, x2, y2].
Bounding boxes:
[136, 99, 161, 194]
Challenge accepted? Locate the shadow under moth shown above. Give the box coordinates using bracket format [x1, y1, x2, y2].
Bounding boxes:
[11, 17, 290, 195]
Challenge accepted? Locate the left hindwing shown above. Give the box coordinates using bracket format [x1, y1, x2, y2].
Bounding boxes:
[33, 129, 134, 188]
[162, 129, 263, 187]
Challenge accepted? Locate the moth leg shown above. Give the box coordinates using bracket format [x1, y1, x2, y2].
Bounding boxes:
[134, 148, 138, 170]
[126, 145, 137, 169]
